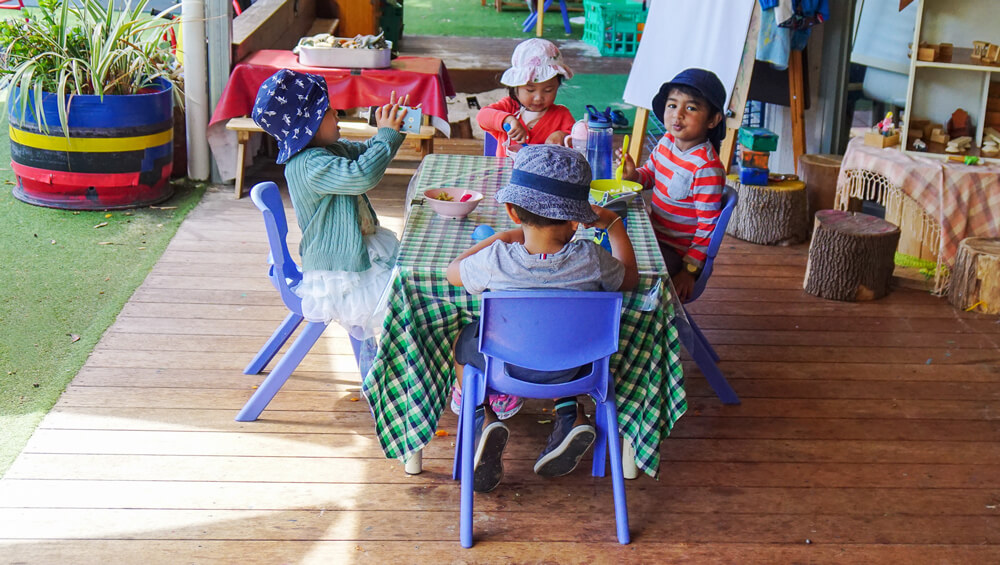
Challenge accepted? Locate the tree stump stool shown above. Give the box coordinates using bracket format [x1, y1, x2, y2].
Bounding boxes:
[798, 153, 843, 222]
[804, 210, 901, 301]
[725, 175, 809, 245]
[948, 237, 1000, 314]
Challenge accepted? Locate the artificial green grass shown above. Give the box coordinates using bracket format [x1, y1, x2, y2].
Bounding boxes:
[559, 73, 636, 132]
[0, 116, 205, 478]
[404, 0, 584, 40]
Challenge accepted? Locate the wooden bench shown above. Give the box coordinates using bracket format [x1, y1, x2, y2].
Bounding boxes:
[226, 117, 436, 198]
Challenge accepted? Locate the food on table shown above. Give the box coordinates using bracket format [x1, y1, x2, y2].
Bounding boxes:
[433, 193, 454, 202]
[293, 32, 388, 53]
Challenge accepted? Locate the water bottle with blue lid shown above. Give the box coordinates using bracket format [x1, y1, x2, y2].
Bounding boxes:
[585, 105, 613, 181]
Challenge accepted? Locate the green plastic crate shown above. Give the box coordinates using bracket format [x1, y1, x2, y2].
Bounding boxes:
[583, 0, 648, 57]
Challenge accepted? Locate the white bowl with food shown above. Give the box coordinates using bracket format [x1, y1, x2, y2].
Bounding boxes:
[423, 188, 484, 219]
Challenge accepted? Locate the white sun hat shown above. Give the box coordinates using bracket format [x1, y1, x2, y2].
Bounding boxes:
[499, 38, 574, 87]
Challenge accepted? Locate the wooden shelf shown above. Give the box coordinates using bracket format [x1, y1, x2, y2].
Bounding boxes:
[913, 47, 1000, 72]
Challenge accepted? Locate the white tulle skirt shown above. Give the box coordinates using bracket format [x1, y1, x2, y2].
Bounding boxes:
[294, 226, 399, 340]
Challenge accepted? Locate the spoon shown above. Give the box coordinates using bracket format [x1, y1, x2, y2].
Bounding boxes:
[615, 134, 630, 181]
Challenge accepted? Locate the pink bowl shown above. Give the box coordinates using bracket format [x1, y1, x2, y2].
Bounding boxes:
[423, 188, 484, 218]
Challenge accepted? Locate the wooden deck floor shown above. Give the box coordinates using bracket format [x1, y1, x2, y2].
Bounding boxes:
[3, 148, 1000, 563]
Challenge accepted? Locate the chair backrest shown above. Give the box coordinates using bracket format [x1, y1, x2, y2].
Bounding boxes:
[688, 184, 738, 303]
[480, 290, 621, 370]
[483, 132, 498, 156]
[250, 182, 303, 313]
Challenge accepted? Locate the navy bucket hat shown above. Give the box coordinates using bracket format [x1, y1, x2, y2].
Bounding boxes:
[252, 69, 330, 164]
[495, 144, 598, 224]
[651, 68, 727, 150]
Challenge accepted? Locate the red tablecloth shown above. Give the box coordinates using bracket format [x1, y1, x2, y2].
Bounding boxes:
[209, 50, 456, 130]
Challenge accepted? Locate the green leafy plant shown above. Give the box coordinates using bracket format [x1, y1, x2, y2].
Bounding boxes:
[0, 0, 183, 133]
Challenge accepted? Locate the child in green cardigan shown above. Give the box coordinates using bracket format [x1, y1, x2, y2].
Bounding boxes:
[252, 69, 409, 341]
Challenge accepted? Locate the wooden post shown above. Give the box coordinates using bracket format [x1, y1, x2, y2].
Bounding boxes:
[804, 210, 900, 301]
[536, 0, 544, 37]
[948, 237, 1000, 314]
[629, 107, 648, 165]
[788, 49, 807, 174]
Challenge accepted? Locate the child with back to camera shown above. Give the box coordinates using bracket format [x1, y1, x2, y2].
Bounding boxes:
[446, 144, 638, 493]
[251, 69, 410, 345]
[477, 38, 577, 158]
[621, 68, 727, 303]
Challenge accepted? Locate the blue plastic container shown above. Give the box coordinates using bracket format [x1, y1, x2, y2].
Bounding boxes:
[586, 106, 614, 180]
[738, 166, 769, 186]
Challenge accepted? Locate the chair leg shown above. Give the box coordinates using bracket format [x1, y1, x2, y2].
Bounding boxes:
[458, 372, 480, 548]
[591, 397, 607, 478]
[602, 399, 630, 544]
[559, 0, 571, 34]
[688, 335, 741, 405]
[688, 314, 720, 362]
[349, 335, 377, 378]
[244, 311, 303, 375]
[236, 321, 326, 421]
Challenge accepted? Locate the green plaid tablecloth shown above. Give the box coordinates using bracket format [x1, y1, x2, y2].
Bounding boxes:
[362, 154, 686, 477]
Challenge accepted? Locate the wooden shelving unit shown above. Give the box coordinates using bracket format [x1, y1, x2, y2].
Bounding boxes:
[900, 0, 1000, 164]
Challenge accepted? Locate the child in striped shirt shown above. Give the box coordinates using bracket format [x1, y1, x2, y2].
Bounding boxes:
[622, 68, 727, 302]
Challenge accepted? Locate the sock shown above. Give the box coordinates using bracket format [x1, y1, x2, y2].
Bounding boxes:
[554, 398, 577, 417]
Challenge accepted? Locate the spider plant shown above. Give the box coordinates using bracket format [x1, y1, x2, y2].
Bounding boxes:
[0, 0, 183, 135]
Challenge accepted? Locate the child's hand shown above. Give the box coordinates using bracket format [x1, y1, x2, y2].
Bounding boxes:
[620, 152, 638, 181]
[545, 130, 568, 146]
[375, 91, 410, 131]
[672, 270, 697, 303]
[584, 205, 622, 230]
[503, 115, 528, 143]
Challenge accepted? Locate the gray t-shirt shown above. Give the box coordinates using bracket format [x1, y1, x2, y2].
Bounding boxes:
[459, 239, 625, 294]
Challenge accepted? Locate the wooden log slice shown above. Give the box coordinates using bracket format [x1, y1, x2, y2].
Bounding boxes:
[798, 153, 843, 222]
[948, 237, 1000, 314]
[725, 176, 809, 245]
[803, 210, 901, 301]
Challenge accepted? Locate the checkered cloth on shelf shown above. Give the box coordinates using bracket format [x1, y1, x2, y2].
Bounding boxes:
[362, 154, 686, 477]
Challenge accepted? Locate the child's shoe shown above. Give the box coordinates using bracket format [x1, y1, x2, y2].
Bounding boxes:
[473, 407, 509, 493]
[488, 394, 524, 420]
[451, 386, 523, 421]
[533, 408, 596, 477]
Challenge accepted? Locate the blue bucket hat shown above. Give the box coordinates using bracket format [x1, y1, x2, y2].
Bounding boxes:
[651, 68, 727, 150]
[252, 69, 330, 164]
[495, 144, 597, 224]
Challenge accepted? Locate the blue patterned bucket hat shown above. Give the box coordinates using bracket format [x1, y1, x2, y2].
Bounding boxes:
[252, 69, 329, 164]
[495, 144, 597, 223]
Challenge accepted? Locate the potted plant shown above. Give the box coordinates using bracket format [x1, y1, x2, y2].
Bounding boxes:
[0, 0, 183, 209]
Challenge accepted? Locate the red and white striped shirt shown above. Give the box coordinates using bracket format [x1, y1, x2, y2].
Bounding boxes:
[636, 133, 725, 268]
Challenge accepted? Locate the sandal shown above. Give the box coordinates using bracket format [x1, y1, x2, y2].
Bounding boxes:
[609, 109, 629, 128]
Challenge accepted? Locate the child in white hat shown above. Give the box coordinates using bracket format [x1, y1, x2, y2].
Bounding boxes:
[477, 38, 576, 158]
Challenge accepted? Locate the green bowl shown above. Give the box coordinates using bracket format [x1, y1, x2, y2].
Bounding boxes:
[589, 179, 643, 203]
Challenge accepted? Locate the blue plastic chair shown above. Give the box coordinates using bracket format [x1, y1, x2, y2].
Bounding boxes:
[483, 132, 498, 156]
[679, 184, 740, 405]
[238, 181, 370, 422]
[522, 0, 571, 34]
[453, 291, 629, 547]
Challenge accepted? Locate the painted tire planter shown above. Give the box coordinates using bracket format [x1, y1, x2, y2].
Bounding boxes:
[8, 80, 174, 210]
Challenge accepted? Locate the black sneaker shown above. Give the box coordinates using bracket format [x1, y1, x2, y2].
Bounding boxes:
[473, 409, 509, 493]
[534, 411, 596, 477]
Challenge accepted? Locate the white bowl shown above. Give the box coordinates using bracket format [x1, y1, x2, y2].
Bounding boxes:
[424, 188, 483, 218]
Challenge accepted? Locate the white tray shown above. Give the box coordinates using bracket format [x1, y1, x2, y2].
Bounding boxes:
[297, 40, 392, 69]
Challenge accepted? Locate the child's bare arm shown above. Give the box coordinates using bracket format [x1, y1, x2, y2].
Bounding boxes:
[446, 228, 525, 286]
[586, 205, 638, 291]
[545, 130, 568, 146]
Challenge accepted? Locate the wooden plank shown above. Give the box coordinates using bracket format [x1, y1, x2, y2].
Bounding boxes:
[3, 540, 999, 565]
[4, 479, 998, 517]
[11, 454, 1000, 489]
[2, 507, 999, 545]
